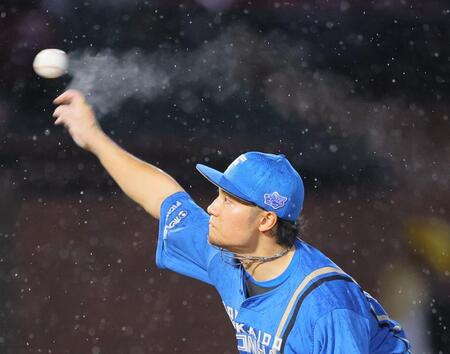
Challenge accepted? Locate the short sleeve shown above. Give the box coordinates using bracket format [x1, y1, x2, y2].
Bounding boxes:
[155, 191, 218, 285]
[313, 309, 370, 354]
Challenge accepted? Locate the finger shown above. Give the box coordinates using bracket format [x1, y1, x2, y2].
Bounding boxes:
[53, 107, 71, 125]
[53, 90, 75, 105]
[53, 89, 85, 105]
[52, 105, 62, 118]
[54, 115, 66, 126]
[52, 105, 70, 118]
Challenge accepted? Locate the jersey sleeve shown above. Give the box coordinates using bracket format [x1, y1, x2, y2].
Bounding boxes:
[155, 191, 218, 285]
[312, 309, 370, 354]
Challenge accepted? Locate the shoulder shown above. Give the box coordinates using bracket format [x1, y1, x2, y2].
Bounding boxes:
[295, 240, 338, 270]
[286, 301, 371, 353]
[160, 191, 209, 226]
[307, 275, 368, 312]
[296, 268, 371, 329]
[291, 241, 372, 325]
[287, 277, 371, 344]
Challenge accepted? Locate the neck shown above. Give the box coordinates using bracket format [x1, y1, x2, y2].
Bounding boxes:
[241, 245, 296, 282]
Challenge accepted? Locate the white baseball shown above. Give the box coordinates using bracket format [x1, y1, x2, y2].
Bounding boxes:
[33, 49, 68, 79]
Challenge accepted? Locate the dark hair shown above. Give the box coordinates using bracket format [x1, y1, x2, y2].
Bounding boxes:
[274, 217, 305, 248]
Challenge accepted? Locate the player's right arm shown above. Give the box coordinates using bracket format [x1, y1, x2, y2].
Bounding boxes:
[52, 89, 184, 219]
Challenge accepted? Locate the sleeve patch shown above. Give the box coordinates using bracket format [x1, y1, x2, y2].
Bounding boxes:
[167, 209, 189, 230]
[165, 200, 182, 221]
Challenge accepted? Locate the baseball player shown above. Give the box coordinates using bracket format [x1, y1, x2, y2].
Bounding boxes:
[53, 90, 411, 353]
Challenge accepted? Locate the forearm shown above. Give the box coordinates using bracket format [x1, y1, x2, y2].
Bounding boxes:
[89, 129, 184, 219]
[52, 90, 184, 218]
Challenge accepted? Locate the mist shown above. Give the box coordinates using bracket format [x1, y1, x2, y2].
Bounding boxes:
[67, 25, 449, 191]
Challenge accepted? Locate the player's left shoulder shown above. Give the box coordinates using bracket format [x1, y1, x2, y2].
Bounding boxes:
[290, 240, 373, 321]
[301, 271, 370, 321]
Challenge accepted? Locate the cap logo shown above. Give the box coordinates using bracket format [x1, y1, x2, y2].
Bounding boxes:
[230, 155, 247, 168]
[263, 192, 288, 210]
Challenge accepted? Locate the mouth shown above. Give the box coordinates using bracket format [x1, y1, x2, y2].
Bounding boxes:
[208, 222, 216, 238]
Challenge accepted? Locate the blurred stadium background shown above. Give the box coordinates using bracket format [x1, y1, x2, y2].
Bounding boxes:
[0, 0, 449, 353]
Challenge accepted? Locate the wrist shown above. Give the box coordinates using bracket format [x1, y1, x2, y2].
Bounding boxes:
[85, 125, 108, 155]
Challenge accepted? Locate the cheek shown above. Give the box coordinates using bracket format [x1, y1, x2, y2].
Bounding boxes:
[219, 209, 254, 241]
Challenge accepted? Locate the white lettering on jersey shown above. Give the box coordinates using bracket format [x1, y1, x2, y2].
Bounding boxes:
[262, 333, 271, 347]
[167, 210, 189, 230]
[235, 322, 245, 333]
[223, 303, 283, 354]
[272, 337, 282, 352]
[237, 334, 247, 351]
[163, 209, 189, 239]
[166, 200, 182, 221]
[248, 327, 256, 337]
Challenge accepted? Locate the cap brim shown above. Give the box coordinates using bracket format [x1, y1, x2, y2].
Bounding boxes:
[196, 164, 253, 204]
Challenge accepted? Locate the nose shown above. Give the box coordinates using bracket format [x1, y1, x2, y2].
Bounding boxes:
[207, 196, 219, 216]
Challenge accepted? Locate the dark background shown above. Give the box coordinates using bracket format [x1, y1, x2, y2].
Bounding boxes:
[0, 0, 449, 353]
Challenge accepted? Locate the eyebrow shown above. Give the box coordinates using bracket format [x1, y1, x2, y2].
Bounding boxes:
[218, 188, 256, 206]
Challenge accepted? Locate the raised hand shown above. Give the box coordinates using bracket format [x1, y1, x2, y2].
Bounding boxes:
[53, 89, 103, 151]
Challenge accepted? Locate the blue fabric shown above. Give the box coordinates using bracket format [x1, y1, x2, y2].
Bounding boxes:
[244, 248, 300, 288]
[156, 192, 411, 354]
[156, 191, 218, 285]
[312, 309, 370, 353]
[196, 151, 304, 221]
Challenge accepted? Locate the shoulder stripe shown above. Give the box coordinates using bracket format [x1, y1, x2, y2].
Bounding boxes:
[280, 274, 353, 353]
[272, 266, 350, 353]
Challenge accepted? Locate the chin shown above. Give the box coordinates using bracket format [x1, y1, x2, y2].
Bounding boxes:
[207, 232, 221, 247]
[208, 235, 241, 255]
[208, 232, 230, 250]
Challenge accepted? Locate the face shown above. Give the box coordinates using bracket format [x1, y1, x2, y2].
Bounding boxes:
[207, 189, 262, 253]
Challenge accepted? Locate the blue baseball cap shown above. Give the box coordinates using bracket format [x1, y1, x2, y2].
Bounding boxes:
[196, 152, 304, 222]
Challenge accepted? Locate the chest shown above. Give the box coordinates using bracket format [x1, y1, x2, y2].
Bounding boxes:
[224, 302, 295, 353]
[213, 266, 310, 353]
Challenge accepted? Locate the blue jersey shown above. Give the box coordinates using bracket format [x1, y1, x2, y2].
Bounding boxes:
[156, 192, 411, 354]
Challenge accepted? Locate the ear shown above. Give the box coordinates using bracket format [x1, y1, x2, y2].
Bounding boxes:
[258, 212, 278, 233]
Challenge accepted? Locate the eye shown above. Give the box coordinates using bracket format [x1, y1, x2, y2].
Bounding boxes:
[224, 195, 232, 204]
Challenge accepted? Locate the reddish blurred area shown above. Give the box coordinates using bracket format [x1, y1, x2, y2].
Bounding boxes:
[1, 0, 449, 353]
[3, 182, 448, 353]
